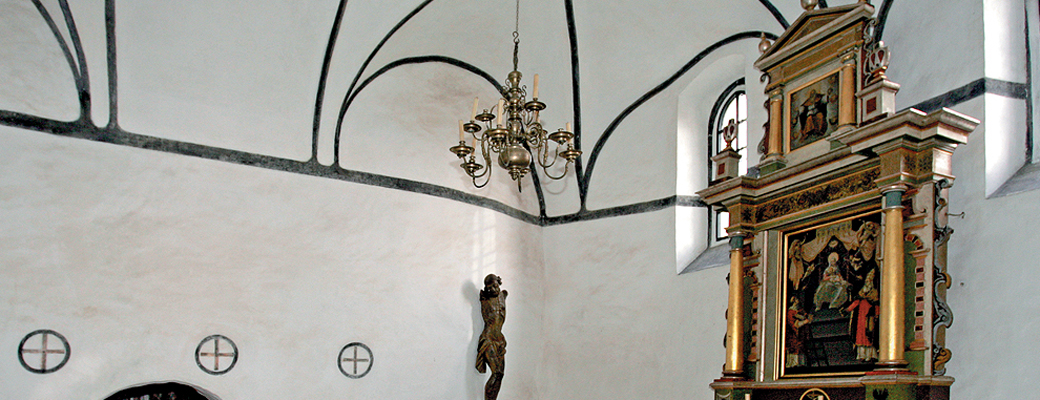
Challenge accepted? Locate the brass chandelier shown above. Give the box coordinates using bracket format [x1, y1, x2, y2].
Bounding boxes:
[449, 0, 580, 191]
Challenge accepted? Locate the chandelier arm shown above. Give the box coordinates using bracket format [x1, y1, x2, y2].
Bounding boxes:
[466, 139, 494, 181]
[466, 158, 491, 180]
[530, 128, 544, 148]
[535, 140, 559, 169]
[472, 172, 491, 188]
[484, 139, 497, 172]
[540, 159, 569, 180]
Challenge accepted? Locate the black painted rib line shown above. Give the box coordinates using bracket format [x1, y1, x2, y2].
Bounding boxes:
[579, 31, 779, 208]
[522, 141, 548, 218]
[58, 0, 91, 125]
[338, 55, 502, 128]
[338, 56, 502, 132]
[543, 196, 677, 226]
[758, 0, 790, 29]
[311, 0, 349, 162]
[0, 110, 87, 134]
[563, 0, 586, 208]
[29, 0, 81, 113]
[332, 57, 552, 213]
[1023, 0, 1034, 162]
[676, 195, 708, 208]
[2, 110, 712, 227]
[105, 0, 118, 130]
[905, 78, 1028, 114]
[874, 0, 894, 43]
[0, 110, 542, 226]
[332, 0, 437, 166]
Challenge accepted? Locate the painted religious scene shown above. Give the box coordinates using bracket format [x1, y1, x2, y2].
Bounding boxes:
[788, 71, 840, 151]
[781, 212, 881, 377]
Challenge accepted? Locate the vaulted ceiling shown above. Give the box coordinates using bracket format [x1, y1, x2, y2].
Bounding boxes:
[1, 0, 884, 222]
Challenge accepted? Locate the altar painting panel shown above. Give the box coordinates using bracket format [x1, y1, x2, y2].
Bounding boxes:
[787, 71, 840, 151]
[780, 211, 882, 377]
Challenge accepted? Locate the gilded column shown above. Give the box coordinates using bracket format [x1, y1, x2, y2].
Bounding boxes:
[878, 187, 908, 369]
[838, 53, 857, 129]
[767, 89, 784, 157]
[723, 233, 746, 376]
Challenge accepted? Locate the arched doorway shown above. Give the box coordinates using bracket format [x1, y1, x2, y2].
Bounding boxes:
[102, 382, 219, 400]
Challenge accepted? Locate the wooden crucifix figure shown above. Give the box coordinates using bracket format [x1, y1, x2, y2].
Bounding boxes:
[476, 273, 507, 400]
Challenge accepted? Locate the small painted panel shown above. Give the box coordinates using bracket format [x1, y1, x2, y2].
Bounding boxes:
[18, 329, 70, 374]
[195, 335, 238, 375]
[788, 71, 840, 151]
[338, 342, 373, 378]
[781, 211, 881, 377]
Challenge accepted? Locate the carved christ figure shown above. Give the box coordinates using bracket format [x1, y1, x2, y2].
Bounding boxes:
[476, 274, 507, 400]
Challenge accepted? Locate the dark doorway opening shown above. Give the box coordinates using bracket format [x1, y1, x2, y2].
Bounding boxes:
[103, 382, 219, 400]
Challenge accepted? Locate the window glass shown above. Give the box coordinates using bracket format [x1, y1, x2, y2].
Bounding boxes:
[710, 88, 747, 242]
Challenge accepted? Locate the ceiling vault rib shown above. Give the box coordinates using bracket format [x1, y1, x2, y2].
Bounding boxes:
[563, 0, 586, 210]
[104, 0, 119, 130]
[331, 0, 437, 167]
[310, 0, 349, 163]
[56, 0, 92, 126]
[578, 31, 779, 211]
[29, 0, 86, 123]
[757, 0, 790, 29]
[873, 0, 895, 43]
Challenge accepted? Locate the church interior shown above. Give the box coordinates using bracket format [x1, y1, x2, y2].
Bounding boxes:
[1, 0, 1038, 399]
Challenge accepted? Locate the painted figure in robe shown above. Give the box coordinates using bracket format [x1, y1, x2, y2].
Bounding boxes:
[813, 252, 850, 310]
[785, 297, 813, 368]
[846, 268, 879, 362]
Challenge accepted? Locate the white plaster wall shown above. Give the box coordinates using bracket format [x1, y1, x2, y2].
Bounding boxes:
[118, 1, 332, 160]
[942, 97, 1040, 399]
[541, 210, 728, 400]
[883, 0, 985, 108]
[675, 53, 744, 273]
[340, 62, 542, 215]
[983, 94, 1029, 195]
[0, 125, 545, 400]
[0, 0, 79, 121]
[4, 1, 1040, 400]
[983, 0, 1028, 83]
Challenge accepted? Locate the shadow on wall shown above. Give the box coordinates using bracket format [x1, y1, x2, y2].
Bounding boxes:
[102, 381, 220, 400]
[463, 279, 482, 400]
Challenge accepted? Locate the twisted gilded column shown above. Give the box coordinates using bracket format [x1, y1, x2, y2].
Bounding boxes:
[878, 187, 908, 369]
[723, 233, 746, 376]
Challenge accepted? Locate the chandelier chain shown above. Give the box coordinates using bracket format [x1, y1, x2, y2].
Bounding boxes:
[512, 0, 521, 71]
[514, 0, 520, 38]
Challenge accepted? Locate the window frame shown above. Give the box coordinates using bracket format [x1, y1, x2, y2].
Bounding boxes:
[707, 79, 748, 243]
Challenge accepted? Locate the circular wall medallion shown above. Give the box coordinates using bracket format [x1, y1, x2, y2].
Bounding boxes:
[18, 329, 70, 374]
[338, 342, 373, 378]
[195, 335, 238, 375]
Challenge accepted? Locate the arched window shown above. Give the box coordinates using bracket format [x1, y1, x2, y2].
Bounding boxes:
[709, 80, 747, 241]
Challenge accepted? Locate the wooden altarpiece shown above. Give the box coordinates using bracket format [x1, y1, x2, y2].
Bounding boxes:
[700, 3, 978, 400]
